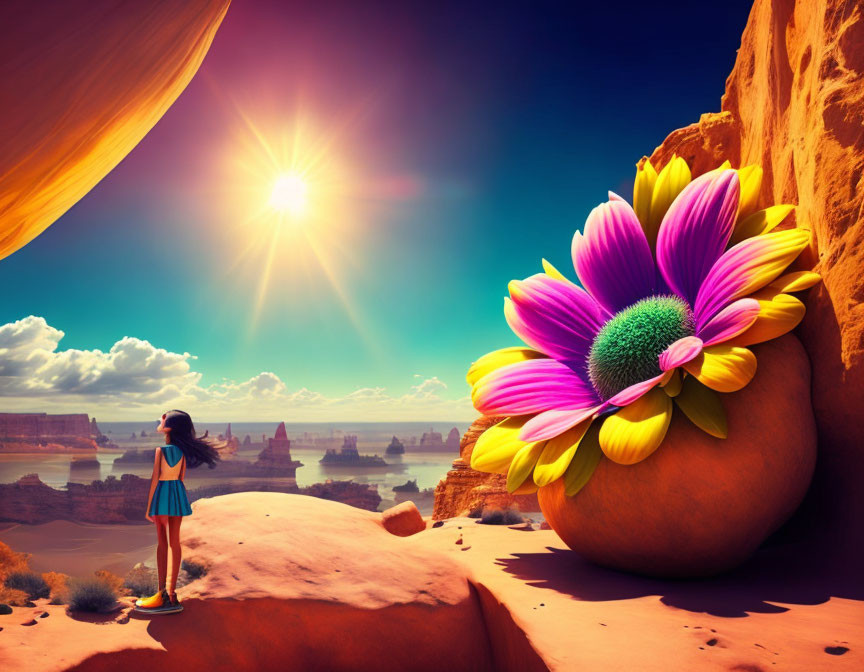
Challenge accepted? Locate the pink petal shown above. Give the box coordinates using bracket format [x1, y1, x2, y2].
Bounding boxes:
[659, 336, 704, 371]
[693, 230, 810, 326]
[472, 358, 599, 416]
[697, 298, 761, 346]
[506, 274, 606, 363]
[656, 169, 740, 307]
[606, 373, 665, 407]
[518, 406, 602, 442]
[571, 199, 655, 315]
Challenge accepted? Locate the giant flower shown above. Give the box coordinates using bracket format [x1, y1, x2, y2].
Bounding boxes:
[467, 159, 820, 497]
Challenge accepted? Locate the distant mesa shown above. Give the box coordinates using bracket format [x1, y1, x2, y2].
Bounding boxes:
[385, 436, 405, 455]
[420, 427, 443, 449]
[242, 434, 252, 445]
[446, 427, 460, 452]
[140, 430, 147, 437]
[320, 435, 389, 469]
[0, 412, 101, 453]
[415, 426, 463, 452]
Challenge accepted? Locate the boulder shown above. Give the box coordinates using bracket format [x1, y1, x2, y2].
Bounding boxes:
[380, 501, 426, 536]
[538, 335, 817, 577]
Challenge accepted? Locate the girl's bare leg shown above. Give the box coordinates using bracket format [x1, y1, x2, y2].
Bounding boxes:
[167, 516, 183, 597]
[155, 516, 169, 591]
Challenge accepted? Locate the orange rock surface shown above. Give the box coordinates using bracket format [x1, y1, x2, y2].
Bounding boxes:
[1, 494, 860, 671]
[640, 0, 864, 556]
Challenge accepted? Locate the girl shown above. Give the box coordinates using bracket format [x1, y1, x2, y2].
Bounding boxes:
[136, 410, 221, 613]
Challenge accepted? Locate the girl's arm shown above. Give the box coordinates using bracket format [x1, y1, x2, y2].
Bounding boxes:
[180, 454, 186, 482]
[145, 447, 161, 519]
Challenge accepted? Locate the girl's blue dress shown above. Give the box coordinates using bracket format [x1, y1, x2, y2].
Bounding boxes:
[148, 444, 193, 516]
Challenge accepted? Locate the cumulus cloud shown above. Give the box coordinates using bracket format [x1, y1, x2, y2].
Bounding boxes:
[0, 316, 474, 421]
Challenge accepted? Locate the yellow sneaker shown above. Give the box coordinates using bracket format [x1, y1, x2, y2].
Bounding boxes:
[135, 589, 167, 608]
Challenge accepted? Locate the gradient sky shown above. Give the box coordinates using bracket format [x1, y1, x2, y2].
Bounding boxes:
[0, 0, 755, 420]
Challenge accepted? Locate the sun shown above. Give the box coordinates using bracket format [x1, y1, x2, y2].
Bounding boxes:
[269, 172, 308, 215]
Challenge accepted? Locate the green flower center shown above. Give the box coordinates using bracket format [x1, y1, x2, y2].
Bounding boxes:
[588, 295, 695, 400]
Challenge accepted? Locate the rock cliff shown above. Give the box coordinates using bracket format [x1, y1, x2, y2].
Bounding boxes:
[433, 416, 540, 520]
[639, 0, 864, 554]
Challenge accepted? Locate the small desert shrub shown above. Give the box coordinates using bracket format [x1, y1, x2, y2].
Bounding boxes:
[0, 541, 30, 582]
[0, 587, 29, 607]
[123, 564, 157, 597]
[0, 603, 12, 614]
[4, 570, 50, 600]
[181, 559, 208, 580]
[479, 507, 524, 525]
[67, 576, 118, 613]
[94, 570, 126, 595]
[42, 571, 70, 605]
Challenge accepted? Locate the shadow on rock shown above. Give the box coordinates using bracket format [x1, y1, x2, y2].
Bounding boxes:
[496, 537, 864, 618]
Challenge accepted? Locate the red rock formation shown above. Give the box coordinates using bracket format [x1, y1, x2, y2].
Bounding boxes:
[0, 473, 382, 523]
[433, 416, 540, 520]
[640, 0, 864, 555]
[0, 413, 100, 453]
[0, 474, 150, 524]
[298, 480, 382, 511]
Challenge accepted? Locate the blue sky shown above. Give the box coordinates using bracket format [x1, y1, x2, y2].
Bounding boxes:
[0, 0, 754, 420]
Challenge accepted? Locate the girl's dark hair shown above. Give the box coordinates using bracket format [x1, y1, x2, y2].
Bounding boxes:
[162, 410, 222, 469]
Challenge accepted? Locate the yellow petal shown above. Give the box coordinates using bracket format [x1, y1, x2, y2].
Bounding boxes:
[563, 422, 603, 497]
[466, 347, 546, 387]
[541, 258, 570, 283]
[511, 478, 539, 495]
[533, 418, 592, 486]
[768, 270, 821, 293]
[731, 204, 795, 245]
[598, 387, 672, 465]
[647, 156, 692, 245]
[721, 229, 811, 302]
[470, 416, 537, 474]
[506, 441, 546, 493]
[728, 289, 805, 347]
[674, 375, 728, 438]
[736, 165, 763, 219]
[633, 159, 658, 229]
[661, 369, 683, 397]
[683, 344, 757, 393]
